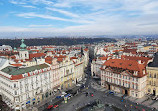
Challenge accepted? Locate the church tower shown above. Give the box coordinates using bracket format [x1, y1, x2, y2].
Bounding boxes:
[19, 39, 29, 60]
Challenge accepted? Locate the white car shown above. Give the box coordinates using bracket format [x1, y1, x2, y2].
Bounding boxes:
[62, 92, 67, 95]
[61, 94, 64, 97]
[76, 84, 81, 86]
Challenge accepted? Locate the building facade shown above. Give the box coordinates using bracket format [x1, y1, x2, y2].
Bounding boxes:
[101, 59, 147, 98]
[146, 67, 158, 96]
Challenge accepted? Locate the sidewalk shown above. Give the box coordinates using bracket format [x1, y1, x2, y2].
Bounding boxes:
[24, 92, 60, 111]
[151, 101, 158, 109]
[91, 80, 158, 110]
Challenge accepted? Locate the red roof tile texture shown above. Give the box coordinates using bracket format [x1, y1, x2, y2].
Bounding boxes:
[29, 53, 46, 59]
[103, 59, 146, 77]
[121, 55, 151, 65]
[45, 56, 52, 64]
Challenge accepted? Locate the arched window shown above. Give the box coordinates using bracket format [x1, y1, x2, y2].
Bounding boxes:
[154, 81, 156, 86]
[15, 91, 17, 95]
[149, 81, 151, 85]
[148, 88, 151, 92]
[150, 74, 152, 78]
[154, 74, 156, 78]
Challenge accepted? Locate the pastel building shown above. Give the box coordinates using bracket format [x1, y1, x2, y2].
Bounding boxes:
[101, 59, 147, 98]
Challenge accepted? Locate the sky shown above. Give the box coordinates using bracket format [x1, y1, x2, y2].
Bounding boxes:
[0, 0, 158, 38]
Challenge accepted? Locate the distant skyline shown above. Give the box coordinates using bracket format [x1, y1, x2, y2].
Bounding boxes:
[0, 0, 158, 38]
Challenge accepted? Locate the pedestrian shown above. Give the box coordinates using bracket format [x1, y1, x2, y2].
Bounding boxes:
[131, 104, 132, 108]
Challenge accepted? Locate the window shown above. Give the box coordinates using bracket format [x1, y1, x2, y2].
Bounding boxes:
[14, 84, 16, 88]
[132, 84, 134, 89]
[150, 74, 152, 78]
[154, 74, 156, 78]
[15, 98, 18, 102]
[154, 81, 156, 86]
[136, 85, 138, 89]
[15, 91, 17, 95]
[148, 88, 151, 92]
[136, 93, 137, 97]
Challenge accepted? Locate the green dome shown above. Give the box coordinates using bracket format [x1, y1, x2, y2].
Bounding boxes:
[20, 39, 27, 49]
[14, 47, 17, 50]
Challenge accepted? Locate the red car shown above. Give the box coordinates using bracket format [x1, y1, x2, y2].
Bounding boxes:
[47, 105, 53, 109]
[54, 105, 59, 108]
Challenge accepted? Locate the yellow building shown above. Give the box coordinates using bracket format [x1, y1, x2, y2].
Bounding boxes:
[60, 56, 74, 90]
[146, 66, 158, 96]
[143, 46, 152, 51]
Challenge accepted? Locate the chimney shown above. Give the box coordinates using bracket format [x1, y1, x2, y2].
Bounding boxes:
[138, 60, 142, 64]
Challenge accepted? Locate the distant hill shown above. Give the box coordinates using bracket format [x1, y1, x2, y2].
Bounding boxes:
[0, 38, 116, 47]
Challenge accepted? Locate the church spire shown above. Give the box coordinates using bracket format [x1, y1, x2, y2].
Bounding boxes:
[20, 39, 27, 50]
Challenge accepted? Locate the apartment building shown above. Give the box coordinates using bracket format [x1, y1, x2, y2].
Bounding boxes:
[101, 59, 147, 98]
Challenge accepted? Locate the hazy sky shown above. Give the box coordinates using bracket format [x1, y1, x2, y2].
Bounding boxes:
[0, 0, 158, 38]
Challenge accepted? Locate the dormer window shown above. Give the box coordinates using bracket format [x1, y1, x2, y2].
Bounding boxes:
[133, 71, 138, 76]
[129, 64, 132, 66]
[143, 70, 145, 75]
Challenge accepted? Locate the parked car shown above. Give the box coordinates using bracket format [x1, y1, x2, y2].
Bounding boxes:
[53, 105, 59, 108]
[86, 92, 88, 96]
[80, 84, 85, 89]
[62, 92, 67, 95]
[76, 84, 81, 87]
[152, 96, 157, 100]
[90, 93, 94, 97]
[47, 105, 53, 109]
[56, 96, 62, 99]
[155, 96, 158, 100]
[61, 94, 65, 97]
[109, 91, 114, 95]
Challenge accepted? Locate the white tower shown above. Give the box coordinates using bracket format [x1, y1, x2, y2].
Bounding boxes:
[19, 39, 29, 60]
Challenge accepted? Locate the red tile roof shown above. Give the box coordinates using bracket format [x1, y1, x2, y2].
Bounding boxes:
[99, 57, 108, 60]
[54, 55, 66, 58]
[29, 53, 46, 59]
[102, 59, 146, 77]
[47, 51, 55, 54]
[121, 55, 151, 65]
[10, 55, 16, 59]
[84, 48, 88, 51]
[11, 64, 22, 67]
[45, 56, 52, 64]
[123, 49, 137, 53]
[103, 49, 108, 52]
[57, 58, 63, 62]
[75, 62, 83, 66]
[70, 57, 78, 60]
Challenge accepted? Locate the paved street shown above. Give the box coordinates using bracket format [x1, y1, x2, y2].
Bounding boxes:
[41, 62, 157, 111]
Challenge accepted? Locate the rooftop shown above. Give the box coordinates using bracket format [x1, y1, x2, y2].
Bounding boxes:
[1, 63, 49, 75]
